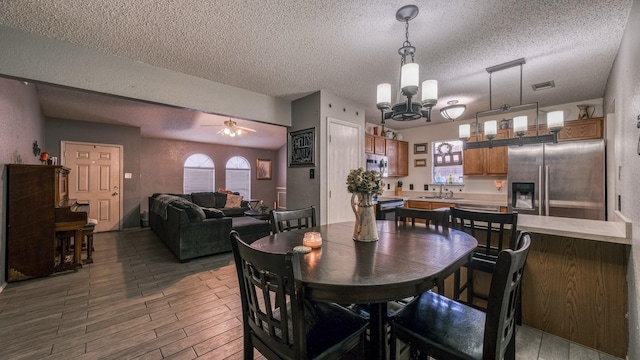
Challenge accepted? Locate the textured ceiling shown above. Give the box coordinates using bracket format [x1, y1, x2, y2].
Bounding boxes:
[0, 0, 633, 148]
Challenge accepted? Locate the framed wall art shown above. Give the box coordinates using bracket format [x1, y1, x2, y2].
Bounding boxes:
[414, 143, 428, 154]
[256, 159, 272, 180]
[414, 158, 427, 167]
[289, 127, 315, 167]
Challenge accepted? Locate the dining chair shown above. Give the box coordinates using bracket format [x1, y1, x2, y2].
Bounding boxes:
[449, 207, 518, 307]
[229, 230, 368, 360]
[389, 231, 531, 360]
[395, 206, 450, 296]
[395, 206, 449, 231]
[271, 205, 317, 233]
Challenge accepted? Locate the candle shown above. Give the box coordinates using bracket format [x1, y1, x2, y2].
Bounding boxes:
[303, 231, 322, 249]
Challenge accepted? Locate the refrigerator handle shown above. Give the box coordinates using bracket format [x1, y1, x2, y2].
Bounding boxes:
[545, 165, 550, 216]
[538, 166, 543, 216]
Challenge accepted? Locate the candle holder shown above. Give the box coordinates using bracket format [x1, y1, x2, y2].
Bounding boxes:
[303, 231, 322, 249]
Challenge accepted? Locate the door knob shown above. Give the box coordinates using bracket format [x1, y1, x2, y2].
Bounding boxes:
[112, 192, 118, 196]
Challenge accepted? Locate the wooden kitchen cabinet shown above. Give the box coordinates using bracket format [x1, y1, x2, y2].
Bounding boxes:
[365, 134, 374, 154]
[386, 138, 409, 177]
[557, 117, 603, 141]
[463, 129, 509, 176]
[364, 134, 387, 155]
[523, 117, 603, 141]
[406, 200, 455, 210]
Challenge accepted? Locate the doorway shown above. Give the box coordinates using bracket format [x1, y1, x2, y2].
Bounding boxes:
[326, 118, 362, 224]
[61, 141, 123, 232]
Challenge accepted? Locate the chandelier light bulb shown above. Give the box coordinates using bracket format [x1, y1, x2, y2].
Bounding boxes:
[547, 110, 564, 132]
[401, 63, 419, 96]
[459, 124, 471, 140]
[485, 120, 498, 139]
[513, 116, 528, 136]
[421, 80, 438, 103]
[377, 83, 391, 105]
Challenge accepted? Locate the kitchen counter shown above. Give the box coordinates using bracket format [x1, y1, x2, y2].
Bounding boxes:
[407, 197, 631, 245]
[518, 213, 631, 245]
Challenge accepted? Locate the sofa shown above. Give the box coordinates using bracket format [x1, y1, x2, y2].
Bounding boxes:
[149, 192, 270, 262]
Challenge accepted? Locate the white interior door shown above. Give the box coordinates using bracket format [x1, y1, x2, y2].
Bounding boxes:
[62, 141, 122, 232]
[327, 119, 361, 224]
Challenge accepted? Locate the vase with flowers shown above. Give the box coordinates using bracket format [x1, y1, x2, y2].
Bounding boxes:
[347, 167, 385, 242]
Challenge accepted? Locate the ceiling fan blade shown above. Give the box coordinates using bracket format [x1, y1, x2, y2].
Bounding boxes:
[200, 124, 223, 127]
[237, 126, 256, 132]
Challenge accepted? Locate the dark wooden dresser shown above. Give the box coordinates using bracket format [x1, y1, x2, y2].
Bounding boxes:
[6, 164, 88, 282]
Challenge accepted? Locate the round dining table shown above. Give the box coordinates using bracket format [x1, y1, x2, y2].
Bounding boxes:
[250, 220, 478, 359]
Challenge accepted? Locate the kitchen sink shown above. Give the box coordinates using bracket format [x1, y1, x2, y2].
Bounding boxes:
[415, 195, 463, 200]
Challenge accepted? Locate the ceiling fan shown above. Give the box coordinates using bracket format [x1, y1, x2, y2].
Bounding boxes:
[202, 119, 256, 137]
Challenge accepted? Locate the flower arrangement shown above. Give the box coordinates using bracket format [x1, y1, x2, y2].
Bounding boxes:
[346, 167, 385, 195]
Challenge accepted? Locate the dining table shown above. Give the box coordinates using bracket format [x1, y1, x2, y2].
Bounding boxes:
[250, 220, 478, 359]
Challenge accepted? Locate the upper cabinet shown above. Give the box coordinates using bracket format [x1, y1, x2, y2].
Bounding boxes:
[463, 129, 509, 176]
[365, 134, 408, 177]
[386, 139, 409, 177]
[557, 117, 603, 141]
[523, 117, 603, 141]
[365, 134, 387, 155]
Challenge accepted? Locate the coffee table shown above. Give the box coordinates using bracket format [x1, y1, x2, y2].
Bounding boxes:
[243, 209, 270, 221]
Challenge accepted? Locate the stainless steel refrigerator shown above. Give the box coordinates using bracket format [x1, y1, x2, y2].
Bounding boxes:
[507, 139, 606, 220]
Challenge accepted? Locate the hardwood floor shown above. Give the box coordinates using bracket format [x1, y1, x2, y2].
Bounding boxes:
[0, 229, 622, 360]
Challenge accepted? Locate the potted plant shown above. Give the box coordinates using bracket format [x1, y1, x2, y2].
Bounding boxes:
[347, 168, 384, 242]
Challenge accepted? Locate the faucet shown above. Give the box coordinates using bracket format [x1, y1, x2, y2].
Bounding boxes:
[445, 190, 454, 199]
[438, 183, 444, 198]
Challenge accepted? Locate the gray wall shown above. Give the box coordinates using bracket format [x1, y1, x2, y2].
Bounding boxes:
[0, 78, 46, 285]
[603, 0, 640, 357]
[45, 118, 142, 229]
[289, 91, 365, 223]
[140, 138, 281, 213]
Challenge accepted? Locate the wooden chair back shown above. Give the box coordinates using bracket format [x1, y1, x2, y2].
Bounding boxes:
[395, 207, 449, 230]
[271, 206, 317, 233]
[229, 230, 305, 359]
[449, 207, 518, 262]
[484, 231, 531, 359]
[229, 230, 368, 359]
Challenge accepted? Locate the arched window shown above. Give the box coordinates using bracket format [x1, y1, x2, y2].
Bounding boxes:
[183, 154, 215, 193]
[225, 156, 251, 198]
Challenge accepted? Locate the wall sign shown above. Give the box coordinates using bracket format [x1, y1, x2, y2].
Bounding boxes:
[289, 127, 315, 167]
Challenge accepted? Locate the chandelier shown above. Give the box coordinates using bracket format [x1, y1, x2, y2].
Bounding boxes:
[459, 58, 564, 149]
[376, 5, 438, 124]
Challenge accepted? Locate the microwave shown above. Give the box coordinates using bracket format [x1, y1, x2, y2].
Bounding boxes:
[365, 154, 388, 177]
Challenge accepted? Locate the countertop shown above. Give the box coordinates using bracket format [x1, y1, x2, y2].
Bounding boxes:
[404, 197, 631, 245]
[517, 214, 631, 245]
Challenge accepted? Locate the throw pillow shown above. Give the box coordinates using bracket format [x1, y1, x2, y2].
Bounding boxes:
[217, 188, 234, 194]
[202, 208, 225, 218]
[225, 194, 244, 208]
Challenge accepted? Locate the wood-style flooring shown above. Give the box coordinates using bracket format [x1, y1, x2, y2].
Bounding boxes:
[0, 229, 623, 360]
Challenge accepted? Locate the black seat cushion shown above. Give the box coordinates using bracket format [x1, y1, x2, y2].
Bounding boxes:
[304, 301, 368, 359]
[391, 291, 485, 360]
[231, 216, 269, 235]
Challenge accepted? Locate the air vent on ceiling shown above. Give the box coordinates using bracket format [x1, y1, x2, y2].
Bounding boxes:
[531, 80, 555, 91]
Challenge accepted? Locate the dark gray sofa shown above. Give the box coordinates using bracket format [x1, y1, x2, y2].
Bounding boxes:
[149, 193, 270, 261]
